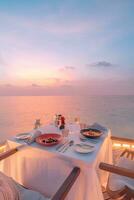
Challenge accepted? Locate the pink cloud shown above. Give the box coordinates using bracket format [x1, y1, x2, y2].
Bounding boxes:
[59, 66, 76, 72]
[0, 78, 134, 96]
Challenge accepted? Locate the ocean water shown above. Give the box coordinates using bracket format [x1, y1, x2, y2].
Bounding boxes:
[0, 96, 134, 142]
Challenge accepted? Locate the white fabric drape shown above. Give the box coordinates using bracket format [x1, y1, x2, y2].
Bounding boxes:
[0, 124, 112, 200]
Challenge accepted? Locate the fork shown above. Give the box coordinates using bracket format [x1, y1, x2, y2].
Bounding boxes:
[56, 140, 69, 151]
[58, 140, 70, 152]
[79, 136, 98, 144]
[23, 136, 33, 145]
[62, 140, 74, 153]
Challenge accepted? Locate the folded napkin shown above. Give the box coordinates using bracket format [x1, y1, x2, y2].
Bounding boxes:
[0, 171, 20, 200]
[27, 130, 42, 144]
[88, 122, 108, 133]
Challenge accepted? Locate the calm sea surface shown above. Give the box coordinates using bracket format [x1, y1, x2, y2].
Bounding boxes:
[0, 96, 134, 142]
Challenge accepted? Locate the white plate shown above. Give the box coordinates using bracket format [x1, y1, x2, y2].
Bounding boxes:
[15, 133, 31, 140]
[74, 143, 95, 154]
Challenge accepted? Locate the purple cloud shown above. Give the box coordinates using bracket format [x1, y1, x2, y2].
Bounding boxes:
[65, 66, 75, 70]
[5, 84, 13, 87]
[59, 66, 75, 71]
[87, 61, 114, 68]
[31, 84, 41, 87]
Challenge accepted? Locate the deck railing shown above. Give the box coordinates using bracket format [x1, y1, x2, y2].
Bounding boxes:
[111, 136, 134, 150]
[0, 142, 6, 153]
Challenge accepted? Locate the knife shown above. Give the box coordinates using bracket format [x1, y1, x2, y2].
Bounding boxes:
[56, 140, 69, 151]
[62, 140, 74, 153]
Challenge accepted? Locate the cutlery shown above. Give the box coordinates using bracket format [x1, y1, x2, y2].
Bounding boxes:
[23, 136, 34, 145]
[77, 143, 94, 149]
[58, 141, 70, 152]
[80, 136, 98, 144]
[87, 139, 99, 143]
[81, 139, 98, 144]
[56, 140, 69, 151]
[62, 140, 74, 153]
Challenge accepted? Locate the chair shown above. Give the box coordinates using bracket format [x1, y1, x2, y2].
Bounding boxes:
[99, 149, 134, 200]
[0, 147, 80, 200]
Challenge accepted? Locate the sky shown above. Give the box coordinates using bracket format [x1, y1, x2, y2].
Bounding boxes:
[0, 0, 134, 95]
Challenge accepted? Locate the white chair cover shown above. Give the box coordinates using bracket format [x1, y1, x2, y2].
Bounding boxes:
[0, 171, 49, 200]
[15, 183, 50, 200]
[109, 156, 134, 191]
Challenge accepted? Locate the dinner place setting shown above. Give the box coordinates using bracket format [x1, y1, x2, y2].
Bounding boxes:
[14, 114, 108, 158]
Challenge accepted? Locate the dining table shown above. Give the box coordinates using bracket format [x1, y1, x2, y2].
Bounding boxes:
[0, 123, 113, 200]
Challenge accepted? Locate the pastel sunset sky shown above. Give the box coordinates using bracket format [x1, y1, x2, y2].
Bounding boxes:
[0, 0, 134, 95]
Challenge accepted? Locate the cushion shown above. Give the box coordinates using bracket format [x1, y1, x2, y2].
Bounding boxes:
[108, 156, 134, 191]
[0, 171, 20, 200]
[0, 171, 50, 200]
[15, 183, 50, 200]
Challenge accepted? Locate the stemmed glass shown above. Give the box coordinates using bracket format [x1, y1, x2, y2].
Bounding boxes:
[61, 128, 69, 138]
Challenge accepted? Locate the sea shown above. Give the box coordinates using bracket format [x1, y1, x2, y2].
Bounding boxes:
[0, 95, 134, 142]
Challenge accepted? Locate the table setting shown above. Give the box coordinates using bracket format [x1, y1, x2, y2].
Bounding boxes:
[0, 118, 113, 200]
[13, 122, 109, 159]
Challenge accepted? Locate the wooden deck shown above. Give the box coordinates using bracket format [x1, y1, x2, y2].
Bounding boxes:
[103, 189, 113, 200]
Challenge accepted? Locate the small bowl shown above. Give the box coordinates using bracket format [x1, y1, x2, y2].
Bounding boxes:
[80, 128, 102, 139]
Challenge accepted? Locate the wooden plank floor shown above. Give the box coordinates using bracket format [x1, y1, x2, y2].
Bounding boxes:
[102, 187, 122, 200]
[103, 191, 112, 200]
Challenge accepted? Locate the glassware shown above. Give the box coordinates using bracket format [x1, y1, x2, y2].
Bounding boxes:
[61, 128, 69, 138]
[74, 117, 80, 124]
[53, 114, 58, 127]
[80, 123, 88, 129]
[34, 119, 41, 129]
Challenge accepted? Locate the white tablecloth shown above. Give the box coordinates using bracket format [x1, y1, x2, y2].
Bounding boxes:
[0, 124, 112, 200]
